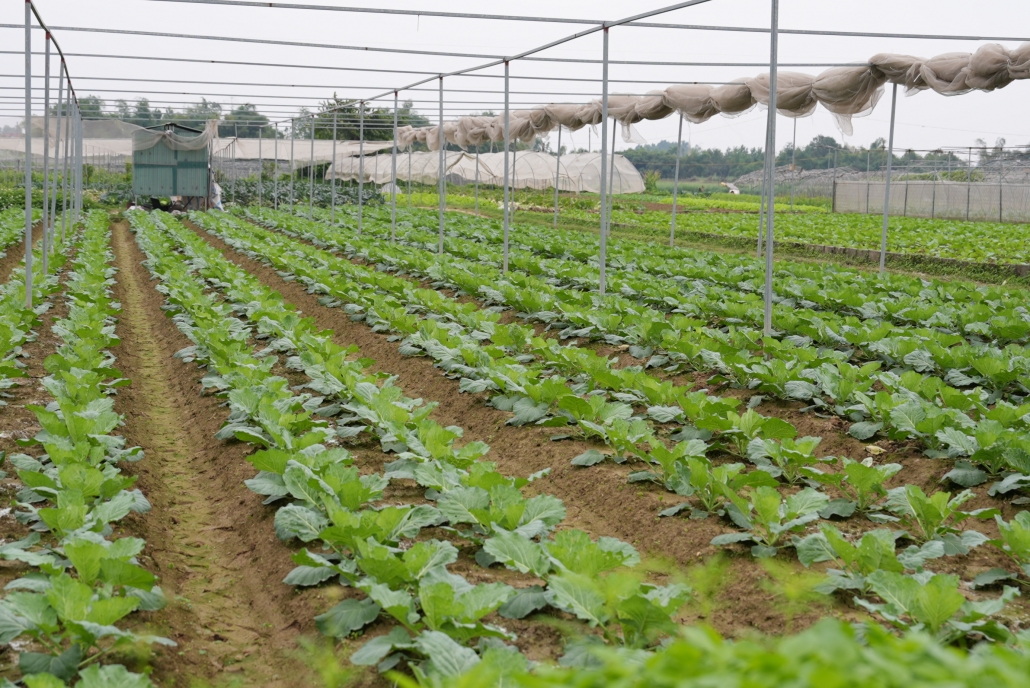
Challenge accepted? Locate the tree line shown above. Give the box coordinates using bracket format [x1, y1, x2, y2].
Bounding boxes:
[619, 135, 1023, 181]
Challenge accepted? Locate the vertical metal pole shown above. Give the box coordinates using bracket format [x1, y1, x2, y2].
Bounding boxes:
[41, 33, 51, 275]
[502, 61, 511, 272]
[599, 27, 610, 296]
[553, 126, 562, 228]
[669, 114, 682, 247]
[287, 120, 293, 212]
[257, 125, 263, 207]
[77, 106, 83, 220]
[309, 114, 315, 218]
[331, 108, 338, 224]
[474, 153, 480, 215]
[391, 91, 398, 239]
[357, 102, 364, 232]
[61, 81, 70, 245]
[232, 123, 237, 205]
[407, 149, 412, 209]
[23, 0, 32, 309]
[437, 78, 445, 254]
[879, 82, 897, 273]
[50, 61, 63, 252]
[273, 123, 279, 210]
[762, 0, 779, 336]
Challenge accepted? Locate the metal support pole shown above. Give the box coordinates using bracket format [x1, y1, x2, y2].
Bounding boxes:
[331, 108, 338, 224]
[50, 61, 63, 252]
[232, 123, 237, 205]
[553, 126, 562, 228]
[762, 0, 779, 336]
[41, 33, 50, 275]
[23, 0, 32, 309]
[257, 126, 263, 207]
[288, 120, 293, 212]
[76, 107, 83, 220]
[502, 61, 510, 272]
[474, 153, 480, 215]
[879, 82, 897, 273]
[356, 102, 364, 232]
[309, 114, 315, 218]
[599, 27, 610, 296]
[437, 78, 445, 253]
[61, 78, 70, 245]
[407, 149, 412, 209]
[391, 91, 398, 240]
[669, 114, 682, 246]
[273, 123, 279, 209]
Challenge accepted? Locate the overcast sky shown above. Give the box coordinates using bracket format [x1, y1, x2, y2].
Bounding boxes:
[2, 0, 1029, 155]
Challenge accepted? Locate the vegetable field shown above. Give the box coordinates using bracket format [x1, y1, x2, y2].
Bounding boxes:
[2, 205, 1030, 687]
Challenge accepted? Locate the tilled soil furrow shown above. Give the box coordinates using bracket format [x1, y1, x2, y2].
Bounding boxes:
[0, 223, 44, 284]
[109, 220, 323, 685]
[181, 218, 821, 636]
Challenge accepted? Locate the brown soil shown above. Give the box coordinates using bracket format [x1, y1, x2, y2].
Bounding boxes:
[0, 223, 42, 283]
[109, 220, 326, 686]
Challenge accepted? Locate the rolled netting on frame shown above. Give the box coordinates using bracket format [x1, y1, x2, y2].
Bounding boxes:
[326, 150, 645, 193]
[388, 41, 1030, 151]
[132, 120, 217, 152]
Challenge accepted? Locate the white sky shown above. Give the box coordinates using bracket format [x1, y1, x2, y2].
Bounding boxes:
[2, 0, 1029, 154]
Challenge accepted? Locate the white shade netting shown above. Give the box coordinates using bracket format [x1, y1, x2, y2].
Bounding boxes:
[326, 150, 644, 194]
[132, 121, 217, 152]
[392, 41, 1030, 146]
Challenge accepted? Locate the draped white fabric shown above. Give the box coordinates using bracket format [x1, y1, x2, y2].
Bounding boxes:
[396, 42, 1030, 147]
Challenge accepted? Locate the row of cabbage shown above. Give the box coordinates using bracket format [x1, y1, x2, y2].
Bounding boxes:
[192, 209, 1030, 646]
[555, 203, 1030, 267]
[329, 205, 1030, 391]
[0, 211, 168, 688]
[1, 212, 66, 409]
[128, 209, 696, 682]
[0, 208, 36, 259]
[242, 207, 1030, 509]
[338, 203, 1030, 346]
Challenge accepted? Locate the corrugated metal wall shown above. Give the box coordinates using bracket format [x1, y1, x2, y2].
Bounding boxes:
[132, 138, 209, 197]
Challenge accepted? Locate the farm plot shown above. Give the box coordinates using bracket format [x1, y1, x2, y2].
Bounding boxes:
[177, 206, 1030, 675]
[1, 206, 1028, 687]
[551, 203, 1030, 267]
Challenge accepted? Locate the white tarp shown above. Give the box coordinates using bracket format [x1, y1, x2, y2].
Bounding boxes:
[326, 150, 645, 194]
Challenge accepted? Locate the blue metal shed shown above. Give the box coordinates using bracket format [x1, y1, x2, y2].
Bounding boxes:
[132, 123, 210, 198]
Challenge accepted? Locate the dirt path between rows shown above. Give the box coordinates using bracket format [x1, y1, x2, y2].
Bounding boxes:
[182, 218, 821, 637]
[109, 220, 324, 686]
[0, 223, 43, 284]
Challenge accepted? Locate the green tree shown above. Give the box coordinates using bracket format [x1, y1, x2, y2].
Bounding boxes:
[220, 103, 274, 138]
